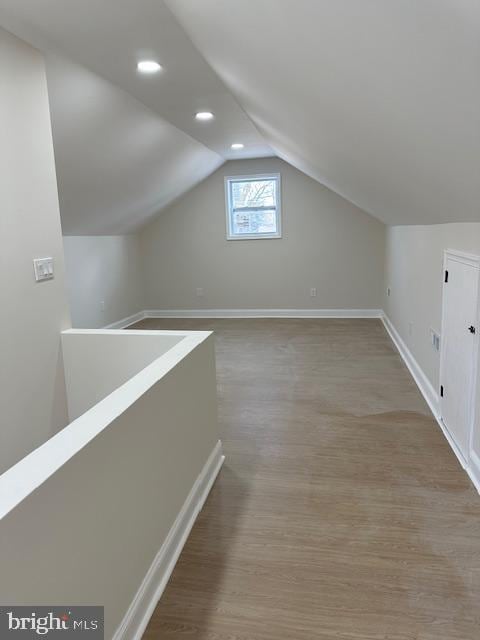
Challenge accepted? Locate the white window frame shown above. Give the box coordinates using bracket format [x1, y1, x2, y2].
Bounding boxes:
[225, 173, 282, 240]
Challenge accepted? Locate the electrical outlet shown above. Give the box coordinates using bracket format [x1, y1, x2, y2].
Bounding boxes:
[100, 300, 106, 312]
[310, 287, 317, 298]
[196, 287, 204, 297]
[387, 287, 391, 297]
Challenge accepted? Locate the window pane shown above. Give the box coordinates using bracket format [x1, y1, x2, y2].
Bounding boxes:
[226, 175, 281, 239]
[232, 209, 277, 235]
[232, 212, 251, 234]
[231, 179, 276, 209]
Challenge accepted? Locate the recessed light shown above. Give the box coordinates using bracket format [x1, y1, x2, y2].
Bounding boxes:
[231, 143, 245, 150]
[137, 60, 162, 74]
[195, 111, 214, 121]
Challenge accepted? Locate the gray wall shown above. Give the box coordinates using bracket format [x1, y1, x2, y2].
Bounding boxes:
[140, 157, 385, 310]
[384, 223, 480, 388]
[0, 27, 70, 473]
[63, 236, 145, 328]
[1, 333, 219, 640]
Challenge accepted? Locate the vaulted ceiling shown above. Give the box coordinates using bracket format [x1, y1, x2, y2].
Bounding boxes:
[0, 0, 271, 234]
[167, 0, 480, 226]
[0, 0, 479, 232]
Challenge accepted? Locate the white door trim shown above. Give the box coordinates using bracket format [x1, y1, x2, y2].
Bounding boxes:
[439, 249, 480, 465]
[443, 248, 480, 267]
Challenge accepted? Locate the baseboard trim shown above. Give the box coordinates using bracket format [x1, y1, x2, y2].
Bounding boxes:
[113, 439, 224, 640]
[105, 308, 383, 326]
[381, 314, 440, 417]
[144, 308, 383, 319]
[438, 417, 469, 471]
[382, 313, 480, 493]
[468, 450, 480, 494]
[103, 311, 146, 330]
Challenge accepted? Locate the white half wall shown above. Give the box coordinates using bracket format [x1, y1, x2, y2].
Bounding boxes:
[63, 235, 145, 328]
[0, 26, 70, 473]
[384, 223, 480, 390]
[139, 157, 385, 310]
[0, 329, 220, 640]
[62, 330, 184, 419]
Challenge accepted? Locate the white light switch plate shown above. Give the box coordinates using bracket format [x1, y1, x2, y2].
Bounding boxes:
[33, 257, 54, 282]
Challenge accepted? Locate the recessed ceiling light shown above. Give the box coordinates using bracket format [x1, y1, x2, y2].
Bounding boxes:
[195, 111, 214, 121]
[231, 143, 245, 150]
[137, 60, 162, 74]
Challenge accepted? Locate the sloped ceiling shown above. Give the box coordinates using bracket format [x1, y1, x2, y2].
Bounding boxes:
[1, 0, 478, 230]
[0, 0, 271, 234]
[45, 54, 222, 235]
[167, 0, 480, 225]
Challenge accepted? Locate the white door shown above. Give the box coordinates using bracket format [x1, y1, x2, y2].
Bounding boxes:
[440, 250, 480, 461]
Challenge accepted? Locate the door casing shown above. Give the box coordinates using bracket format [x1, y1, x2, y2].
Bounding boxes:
[439, 249, 480, 465]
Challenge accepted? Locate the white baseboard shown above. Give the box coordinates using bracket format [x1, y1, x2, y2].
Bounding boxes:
[468, 450, 480, 494]
[113, 439, 224, 640]
[144, 308, 382, 319]
[381, 313, 440, 417]
[382, 313, 480, 494]
[103, 311, 146, 330]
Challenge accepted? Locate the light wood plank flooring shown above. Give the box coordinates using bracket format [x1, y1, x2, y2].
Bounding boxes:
[129, 318, 480, 639]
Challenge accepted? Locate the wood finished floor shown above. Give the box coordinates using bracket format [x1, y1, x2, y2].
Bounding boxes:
[130, 318, 480, 640]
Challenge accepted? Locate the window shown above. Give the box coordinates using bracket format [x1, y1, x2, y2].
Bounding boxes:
[225, 173, 281, 240]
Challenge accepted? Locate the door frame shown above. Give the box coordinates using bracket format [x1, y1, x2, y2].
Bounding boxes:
[439, 248, 480, 466]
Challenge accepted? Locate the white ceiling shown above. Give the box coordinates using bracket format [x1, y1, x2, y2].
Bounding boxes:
[1, 0, 479, 230]
[46, 54, 223, 234]
[167, 0, 480, 226]
[0, 0, 271, 233]
[0, 0, 272, 160]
